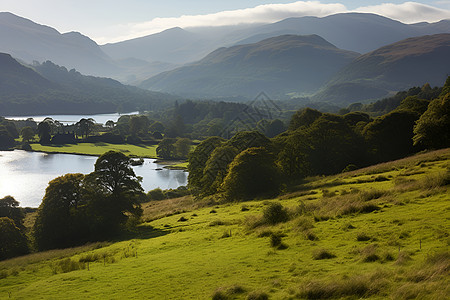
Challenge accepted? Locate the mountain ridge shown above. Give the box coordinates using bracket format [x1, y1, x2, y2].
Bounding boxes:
[139, 34, 359, 98]
[313, 33, 450, 104]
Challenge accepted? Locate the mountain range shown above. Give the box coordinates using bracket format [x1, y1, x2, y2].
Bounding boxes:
[0, 11, 449, 108]
[139, 34, 359, 98]
[2, 12, 449, 84]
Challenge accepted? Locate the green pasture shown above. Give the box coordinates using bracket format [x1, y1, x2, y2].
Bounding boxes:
[30, 143, 158, 158]
[1, 149, 449, 299]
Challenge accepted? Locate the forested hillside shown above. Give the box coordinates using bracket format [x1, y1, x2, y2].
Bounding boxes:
[0, 55, 177, 115]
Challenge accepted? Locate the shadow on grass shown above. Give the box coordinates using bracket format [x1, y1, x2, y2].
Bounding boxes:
[117, 224, 170, 241]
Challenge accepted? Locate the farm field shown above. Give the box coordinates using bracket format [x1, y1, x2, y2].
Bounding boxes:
[0, 149, 449, 299]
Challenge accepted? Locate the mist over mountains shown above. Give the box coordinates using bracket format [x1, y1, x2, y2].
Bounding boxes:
[0, 11, 449, 109]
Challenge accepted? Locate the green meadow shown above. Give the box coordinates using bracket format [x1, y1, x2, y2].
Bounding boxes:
[30, 143, 158, 158]
[1, 149, 449, 299]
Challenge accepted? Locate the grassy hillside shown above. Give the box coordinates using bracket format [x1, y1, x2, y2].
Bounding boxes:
[1, 149, 449, 299]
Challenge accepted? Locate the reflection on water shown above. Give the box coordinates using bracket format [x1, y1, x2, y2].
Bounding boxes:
[0, 150, 187, 208]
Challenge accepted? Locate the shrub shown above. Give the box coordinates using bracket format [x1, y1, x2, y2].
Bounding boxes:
[246, 291, 269, 300]
[312, 249, 336, 260]
[360, 244, 380, 262]
[298, 276, 377, 299]
[356, 232, 371, 241]
[270, 233, 284, 248]
[147, 188, 165, 201]
[212, 285, 246, 300]
[262, 202, 289, 225]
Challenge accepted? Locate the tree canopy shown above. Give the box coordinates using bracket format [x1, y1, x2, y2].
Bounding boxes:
[221, 147, 281, 201]
[33, 151, 143, 250]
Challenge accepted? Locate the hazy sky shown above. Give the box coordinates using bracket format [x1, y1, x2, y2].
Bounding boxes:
[1, 1, 449, 44]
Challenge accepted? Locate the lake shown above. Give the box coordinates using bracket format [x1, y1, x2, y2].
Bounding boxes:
[4, 112, 139, 125]
[0, 150, 188, 208]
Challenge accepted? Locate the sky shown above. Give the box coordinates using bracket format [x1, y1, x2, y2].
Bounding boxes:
[1, 1, 449, 44]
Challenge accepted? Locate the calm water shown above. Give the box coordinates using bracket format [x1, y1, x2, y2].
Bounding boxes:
[0, 150, 187, 208]
[4, 112, 139, 125]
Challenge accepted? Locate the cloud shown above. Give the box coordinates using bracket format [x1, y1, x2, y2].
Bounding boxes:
[96, 1, 450, 44]
[355, 2, 450, 23]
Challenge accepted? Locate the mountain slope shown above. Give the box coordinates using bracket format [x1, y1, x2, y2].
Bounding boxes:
[101, 27, 213, 65]
[139, 35, 359, 98]
[239, 13, 450, 54]
[0, 53, 56, 95]
[102, 13, 450, 68]
[313, 33, 450, 105]
[0, 12, 118, 77]
[0, 54, 176, 115]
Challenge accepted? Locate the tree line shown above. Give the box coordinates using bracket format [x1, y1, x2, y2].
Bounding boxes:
[188, 77, 450, 201]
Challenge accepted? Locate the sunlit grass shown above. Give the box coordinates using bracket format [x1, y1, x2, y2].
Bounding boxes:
[30, 143, 158, 158]
[0, 148, 448, 299]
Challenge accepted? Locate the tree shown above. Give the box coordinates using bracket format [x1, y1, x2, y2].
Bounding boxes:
[76, 118, 95, 138]
[0, 126, 15, 150]
[0, 217, 29, 260]
[33, 152, 144, 250]
[37, 121, 51, 144]
[84, 151, 143, 236]
[363, 110, 419, 162]
[0, 196, 25, 230]
[221, 147, 281, 201]
[200, 145, 239, 196]
[413, 92, 450, 149]
[165, 115, 185, 138]
[264, 119, 286, 138]
[174, 138, 191, 159]
[20, 126, 35, 143]
[33, 173, 86, 250]
[289, 108, 322, 131]
[305, 114, 367, 175]
[188, 137, 224, 195]
[129, 115, 150, 136]
[275, 131, 311, 180]
[156, 138, 176, 159]
[226, 130, 272, 153]
[149, 121, 165, 133]
[105, 120, 115, 130]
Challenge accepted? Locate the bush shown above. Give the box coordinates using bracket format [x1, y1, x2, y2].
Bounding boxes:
[312, 248, 336, 260]
[356, 232, 371, 241]
[147, 188, 165, 201]
[247, 291, 269, 300]
[262, 202, 289, 225]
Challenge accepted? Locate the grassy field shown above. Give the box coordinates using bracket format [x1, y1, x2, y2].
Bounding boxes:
[30, 143, 158, 158]
[1, 149, 449, 299]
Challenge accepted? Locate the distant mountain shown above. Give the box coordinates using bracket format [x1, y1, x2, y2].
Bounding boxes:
[0, 54, 177, 115]
[238, 13, 450, 54]
[139, 35, 359, 98]
[0, 12, 119, 78]
[102, 13, 450, 69]
[312, 34, 450, 105]
[102, 27, 210, 65]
